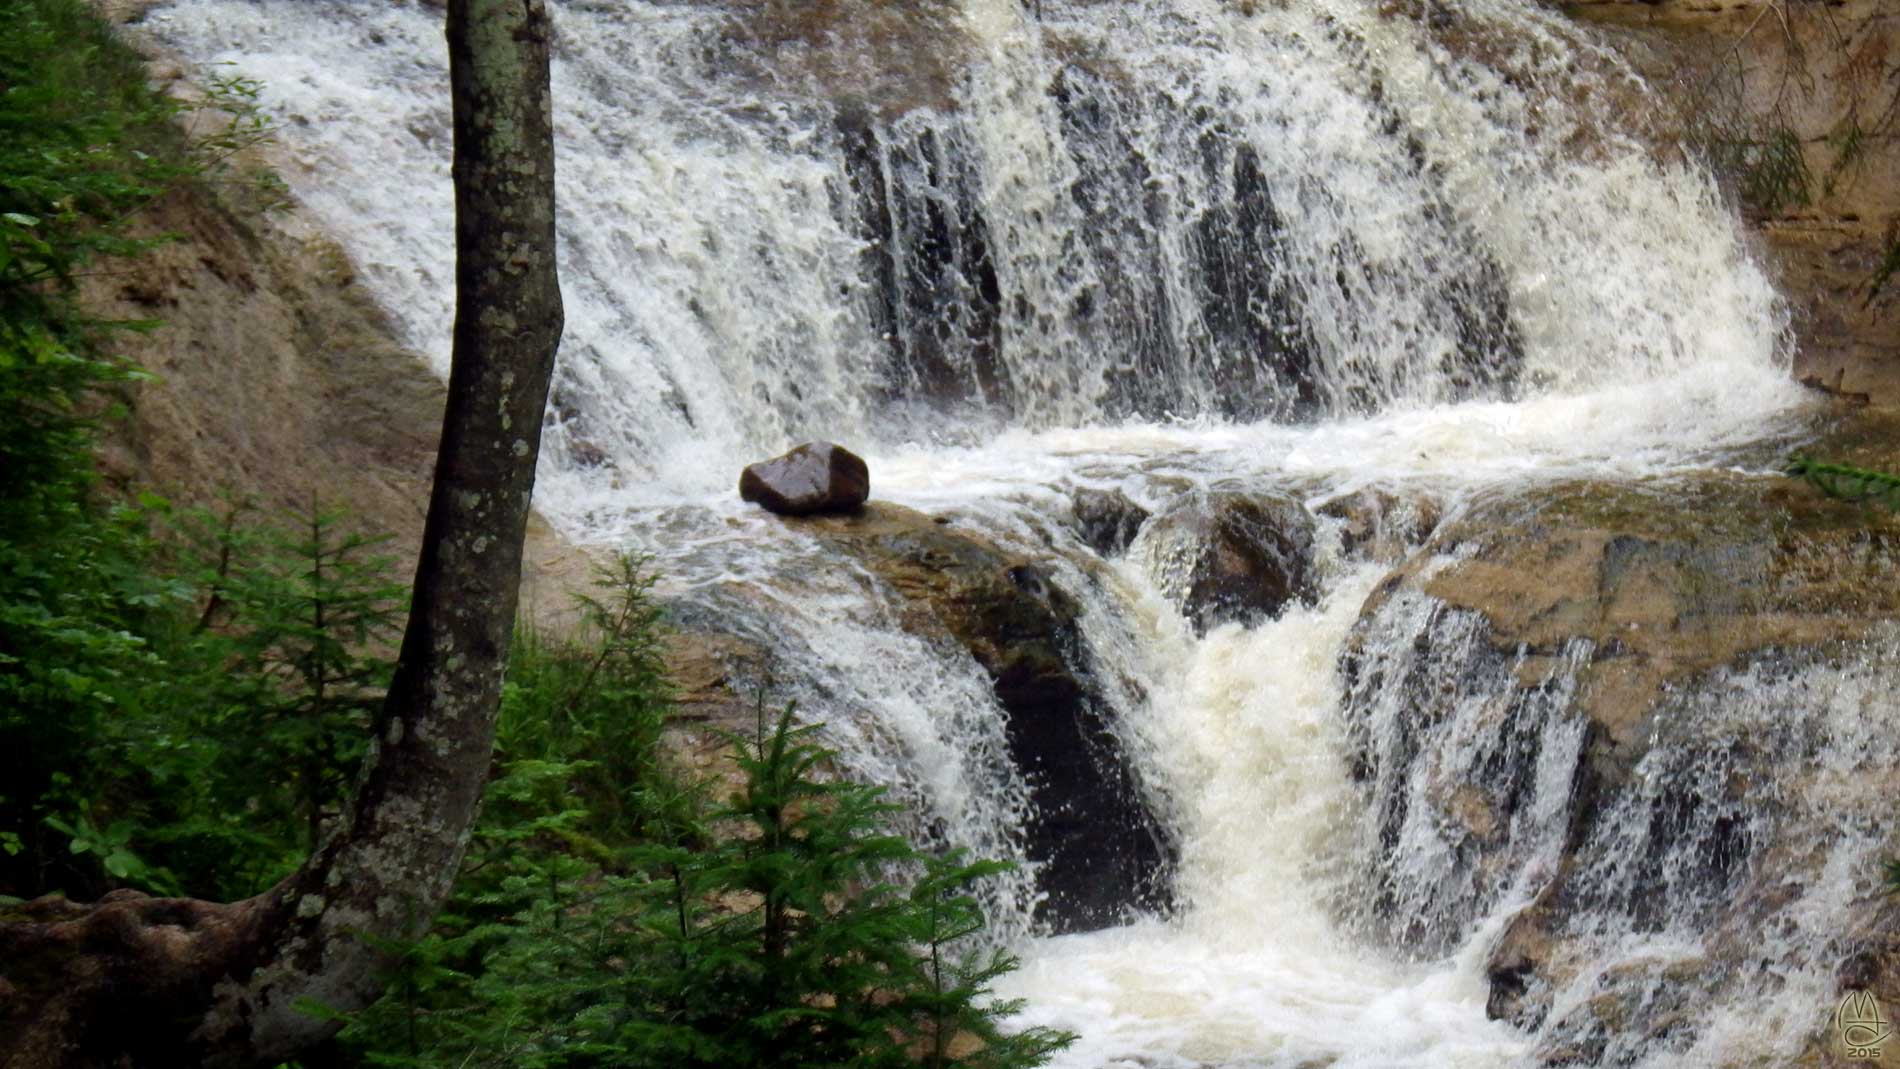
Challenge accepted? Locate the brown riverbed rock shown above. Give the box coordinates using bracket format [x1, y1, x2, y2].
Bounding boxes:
[1317, 487, 1442, 565]
[1400, 472, 1900, 784]
[739, 441, 871, 516]
[657, 630, 778, 801]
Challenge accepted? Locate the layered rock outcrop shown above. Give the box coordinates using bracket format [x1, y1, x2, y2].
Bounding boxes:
[658, 503, 1175, 932]
[1342, 407, 1900, 1060]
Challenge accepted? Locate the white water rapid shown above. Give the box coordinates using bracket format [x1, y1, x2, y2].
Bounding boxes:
[142, 0, 1888, 1064]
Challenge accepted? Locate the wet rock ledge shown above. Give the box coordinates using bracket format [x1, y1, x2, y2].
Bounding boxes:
[1342, 407, 1900, 1062]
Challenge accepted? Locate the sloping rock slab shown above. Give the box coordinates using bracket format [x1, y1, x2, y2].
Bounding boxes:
[1342, 413, 1900, 1059]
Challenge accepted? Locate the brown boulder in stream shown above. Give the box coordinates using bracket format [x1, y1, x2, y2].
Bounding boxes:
[739, 441, 870, 516]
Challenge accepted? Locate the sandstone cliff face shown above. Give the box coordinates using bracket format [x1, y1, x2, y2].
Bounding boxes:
[79, 2, 443, 559]
[1565, 0, 1900, 405]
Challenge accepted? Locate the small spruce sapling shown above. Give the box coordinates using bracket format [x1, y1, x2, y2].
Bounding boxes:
[337, 558, 1070, 1068]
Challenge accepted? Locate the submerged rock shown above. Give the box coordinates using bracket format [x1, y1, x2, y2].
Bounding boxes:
[798, 503, 1175, 931]
[1069, 486, 1150, 556]
[739, 441, 870, 516]
[1316, 487, 1441, 564]
[1137, 490, 1317, 633]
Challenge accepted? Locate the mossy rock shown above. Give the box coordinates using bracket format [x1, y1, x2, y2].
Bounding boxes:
[1367, 458, 1900, 774]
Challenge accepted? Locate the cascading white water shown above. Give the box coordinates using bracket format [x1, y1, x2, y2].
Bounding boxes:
[994, 565, 1535, 1068]
[142, 0, 1794, 512]
[139, 0, 1863, 1063]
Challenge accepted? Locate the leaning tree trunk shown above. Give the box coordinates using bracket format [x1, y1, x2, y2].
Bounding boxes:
[0, 2, 562, 1066]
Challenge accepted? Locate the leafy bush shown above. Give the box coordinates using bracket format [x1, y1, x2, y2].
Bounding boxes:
[180, 501, 406, 855]
[2, 493, 408, 901]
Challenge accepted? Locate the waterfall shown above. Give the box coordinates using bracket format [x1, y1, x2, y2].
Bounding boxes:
[137, 0, 1870, 1064]
[143, 0, 1792, 511]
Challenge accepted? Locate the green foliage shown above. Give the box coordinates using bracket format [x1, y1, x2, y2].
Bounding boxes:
[1, 495, 405, 901]
[42, 813, 158, 885]
[495, 554, 684, 845]
[119, 499, 407, 898]
[0, 493, 185, 897]
[0, 0, 285, 900]
[185, 500, 406, 853]
[187, 69, 294, 212]
[0, 0, 179, 345]
[340, 566, 1070, 1069]
[0, 10, 1053, 1062]
[1786, 455, 1900, 511]
[0, 0, 279, 485]
[1821, 115, 1868, 199]
[1735, 126, 1812, 215]
[1687, 112, 1812, 216]
[0, 0, 281, 517]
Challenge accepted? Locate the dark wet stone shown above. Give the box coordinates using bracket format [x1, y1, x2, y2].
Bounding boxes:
[797, 503, 1176, 932]
[739, 441, 870, 516]
[1070, 487, 1151, 556]
[1143, 490, 1317, 633]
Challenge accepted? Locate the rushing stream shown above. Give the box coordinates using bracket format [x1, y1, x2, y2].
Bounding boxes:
[142, 0, 1892, 1064]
